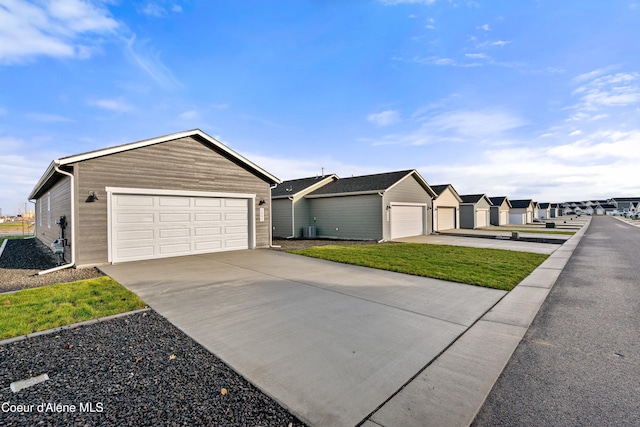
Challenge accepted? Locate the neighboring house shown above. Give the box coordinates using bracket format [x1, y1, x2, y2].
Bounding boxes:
[272, 174, 338, 238]
[430, 184, 462, 232]
[510, 199, 535, 224]
[533, 201, 540, 220]
[489, 196, 511, 226]
[459, 194, 493, 229]
[538, 203, 551, 220]
[608, 197, 640, 213]
[303, 170, 436, 241]
[28, 129, 280, 267]
[599, 203, 617, 215]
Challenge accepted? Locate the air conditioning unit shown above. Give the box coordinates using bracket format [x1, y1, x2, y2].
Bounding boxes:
[302, 226, 317, 238]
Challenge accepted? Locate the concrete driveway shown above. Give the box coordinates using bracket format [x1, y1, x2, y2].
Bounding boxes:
[101, 249, 505, 427]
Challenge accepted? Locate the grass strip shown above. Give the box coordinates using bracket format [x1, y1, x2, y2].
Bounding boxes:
[0, 277, 146, 340]
[289, 243, 548, 291]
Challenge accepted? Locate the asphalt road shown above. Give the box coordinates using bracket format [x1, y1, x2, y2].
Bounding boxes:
[473, 216, 640, 427]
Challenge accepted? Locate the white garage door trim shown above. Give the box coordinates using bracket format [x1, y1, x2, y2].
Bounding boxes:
[390, 203, 426, 239]
[436, 206, 456, 231]
[106, 187, 256, 263]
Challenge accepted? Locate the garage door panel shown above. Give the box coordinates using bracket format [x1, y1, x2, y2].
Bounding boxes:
[391, 205, 425, 239]
[111, 194, 250, 263]
[159, 197, 190, 207]
[159, 213, 191, 223]
[195, 198, 221, 208]
[195, 213, 221, 222]
[116, 196, 154, 207]
[159, 228, 190, 238]
[437, 207, 455, 231]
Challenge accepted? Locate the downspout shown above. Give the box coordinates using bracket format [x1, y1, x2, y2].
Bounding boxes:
[38, 163, 75, 275]
[269, 183, 282, 248]
[286, 196, 295, 239]
[377, 192, 386, 243]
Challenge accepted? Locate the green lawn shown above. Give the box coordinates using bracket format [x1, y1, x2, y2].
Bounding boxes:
[0, 277, 146, 340]
[289, 243, 548, 291]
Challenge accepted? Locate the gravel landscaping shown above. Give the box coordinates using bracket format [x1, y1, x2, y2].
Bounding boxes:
[1, 238, 307, 426]
[0, 238, 103, 293]
[0, 311, 306, 426]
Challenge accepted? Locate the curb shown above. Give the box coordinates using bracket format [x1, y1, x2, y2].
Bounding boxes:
[365, 217, 592, 427]
[0, 239, 7, 259]
[0, 308, 150, 347]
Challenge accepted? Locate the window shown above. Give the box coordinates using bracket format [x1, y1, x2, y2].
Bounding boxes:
[39, 200, 42, 227]
[47, 192, 51, 228]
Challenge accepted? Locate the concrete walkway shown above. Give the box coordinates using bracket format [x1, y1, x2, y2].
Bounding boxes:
[101, 250, 505, 427]
[395, 234, 559, 254]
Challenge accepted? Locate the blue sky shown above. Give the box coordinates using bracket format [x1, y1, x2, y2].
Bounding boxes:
[1, 0, 640, 215]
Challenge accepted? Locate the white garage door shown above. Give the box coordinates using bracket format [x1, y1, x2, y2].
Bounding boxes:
[436, 207, 456, 231]
[111, 194, 249, 263]
[500, 210, 509, 225]
[391, 205, 425, 239]
[476, 209, 489, 228]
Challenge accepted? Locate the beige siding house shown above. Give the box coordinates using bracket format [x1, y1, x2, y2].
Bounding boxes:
[430, 184, 462, 232]
[302, 170, 436, 241]
[29, 129, 280, 267]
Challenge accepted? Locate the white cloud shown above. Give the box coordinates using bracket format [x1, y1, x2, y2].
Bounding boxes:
[124, 35, 182, 90]
[570, 71, 640, 116]
[465, 53, 490, 60]
[367, 110, 400, 126]
[179, 110, 199, 120]
[477, 24, 490, 31]
[89, 98, 133, 112]
[0, 0, 118, 64]
[171, 4, 183, 13]
[569, 130, 582, 136]
[142, 3, 166, 17]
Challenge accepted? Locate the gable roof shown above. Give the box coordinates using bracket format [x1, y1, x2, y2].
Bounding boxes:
[460, 194, 493, 205]
[29, 129, 281, 200]
[305, 169, 435, 198]
[430, 184, 463, 202]
[539, 202, 550, 209]
[489, 196, 511, 208]
[272, 174, 338, 199]
[510, 199, 534, 209]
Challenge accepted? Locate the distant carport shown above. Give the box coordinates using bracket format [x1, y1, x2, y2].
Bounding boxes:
[101, 249, 505, 426]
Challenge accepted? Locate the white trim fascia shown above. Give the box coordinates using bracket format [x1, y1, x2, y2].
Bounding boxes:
[389, 202, 429, 207]
[28, 161, 57, 200]
[104, 187, 256, 199]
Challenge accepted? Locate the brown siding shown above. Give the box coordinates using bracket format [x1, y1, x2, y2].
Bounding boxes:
[35, 176, 72, 262]
[73, 137, 271, 266]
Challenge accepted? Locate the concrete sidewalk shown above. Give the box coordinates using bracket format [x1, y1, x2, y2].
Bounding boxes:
[363, 217, 591, 427]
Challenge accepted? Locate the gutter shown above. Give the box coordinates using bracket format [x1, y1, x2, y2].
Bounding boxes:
[38, 163, 76, 275]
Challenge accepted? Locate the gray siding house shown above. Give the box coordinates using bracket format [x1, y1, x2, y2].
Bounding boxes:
[430, 184, 462, 232]
[303, 170, 436, 241]
[489, 196, 511, 226]
[459, 194, 493, 229]
[29, 129, 280, 267]
[271, 174, 338, 238]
